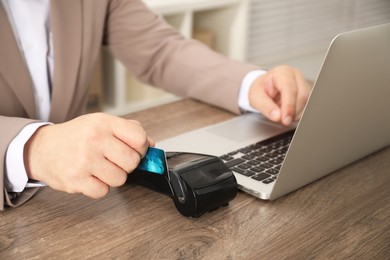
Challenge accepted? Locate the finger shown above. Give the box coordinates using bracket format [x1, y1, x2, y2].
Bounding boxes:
[91, 157, 128, 187]
[272, 69, 298, 125]
[129, 121, 155, 148]
[147, 136, 155, 147]
[102, 136, 142, 173]
[80, 176, 110, 199]
[111, 118, 150, 157]
[260, 96, 282, 122]
[127, 119, 142, 125]
[249, 74, 283, 122]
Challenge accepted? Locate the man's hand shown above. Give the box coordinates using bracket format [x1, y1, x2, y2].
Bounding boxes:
[24, 113, 154, 199]
[249, 65, 311, 125]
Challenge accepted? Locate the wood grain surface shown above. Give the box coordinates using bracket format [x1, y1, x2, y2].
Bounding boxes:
[1, 99, 389, 259]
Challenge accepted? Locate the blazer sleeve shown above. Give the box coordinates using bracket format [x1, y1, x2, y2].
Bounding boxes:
[0, 117, 40, 210]
[104, 0, 259, 114]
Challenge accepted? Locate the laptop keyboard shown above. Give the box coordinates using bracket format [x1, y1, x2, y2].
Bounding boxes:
[220, 130, 294, 185]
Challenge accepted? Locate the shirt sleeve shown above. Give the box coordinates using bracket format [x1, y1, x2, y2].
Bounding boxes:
[238, 70, 267, 113]
[5, 122, 50, 192]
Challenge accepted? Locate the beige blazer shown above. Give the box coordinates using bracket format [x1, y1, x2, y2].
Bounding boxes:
[0, 0, 257, 210]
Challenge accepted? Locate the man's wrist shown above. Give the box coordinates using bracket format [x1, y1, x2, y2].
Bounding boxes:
[238, 70, 267, 113]
[5, 122, 51, 192]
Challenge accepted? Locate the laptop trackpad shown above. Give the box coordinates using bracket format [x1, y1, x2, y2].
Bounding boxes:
[206, 114, 284, 142]
[158, 113, 292, 156]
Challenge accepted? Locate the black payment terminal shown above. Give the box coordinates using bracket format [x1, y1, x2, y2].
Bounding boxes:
[128, 147, 237, 218]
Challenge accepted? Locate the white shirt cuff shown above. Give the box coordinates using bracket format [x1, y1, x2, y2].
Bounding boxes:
[238, 70, 267, 113]
[5, 122, 50, 192]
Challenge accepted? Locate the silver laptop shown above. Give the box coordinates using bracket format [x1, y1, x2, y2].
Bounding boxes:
[158, 23, 390, 200]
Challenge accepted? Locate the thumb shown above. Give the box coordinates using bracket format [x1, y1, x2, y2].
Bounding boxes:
[257, 90, 282, 122]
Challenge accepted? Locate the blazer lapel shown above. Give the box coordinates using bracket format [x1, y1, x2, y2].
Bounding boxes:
[0, 4, 36, 118]
[50, 0, 82, 123]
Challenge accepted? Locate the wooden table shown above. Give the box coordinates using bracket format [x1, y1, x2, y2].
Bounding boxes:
[1, 99, 389, 259]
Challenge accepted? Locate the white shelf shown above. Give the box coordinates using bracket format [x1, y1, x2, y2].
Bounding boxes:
[102, 0, 250, 115]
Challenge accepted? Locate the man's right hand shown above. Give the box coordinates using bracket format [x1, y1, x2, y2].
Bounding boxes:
[248, 65, 311, 126]
[24, 113, 154, 199]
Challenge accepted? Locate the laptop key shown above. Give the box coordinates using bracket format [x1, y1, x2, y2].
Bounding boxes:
[242, 154, 255, 160]
[251, 151, 265, 156]
[255, 156, 269, 162]
[247, 160, 261, 166]
[232, 167, 255, 177]
[260, 147, 273, 153]
[269, 158, 284, 165]
[260, 162, 273, 168]
[264, 153, 279, 159]
[238, 148, 252, 154]
[251, 166, 267, 173]
[262, 178, 275, 184]
[225, 158, 245, 168]
[220, 155, 234, 161]
[237, 163, 252, 170]
[266, 168, 279, 175]
[251, 172, 270, 181]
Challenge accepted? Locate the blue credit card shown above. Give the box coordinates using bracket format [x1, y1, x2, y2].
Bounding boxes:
[137, 147, 168, 175]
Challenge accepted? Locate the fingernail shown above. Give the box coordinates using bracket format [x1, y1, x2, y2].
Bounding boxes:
[270, 110, 280, 121]
[283, 116, 292, 125]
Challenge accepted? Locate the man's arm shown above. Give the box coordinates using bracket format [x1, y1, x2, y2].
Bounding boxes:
[104, 0, 258, 115]
[105, 0, 310, 123]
